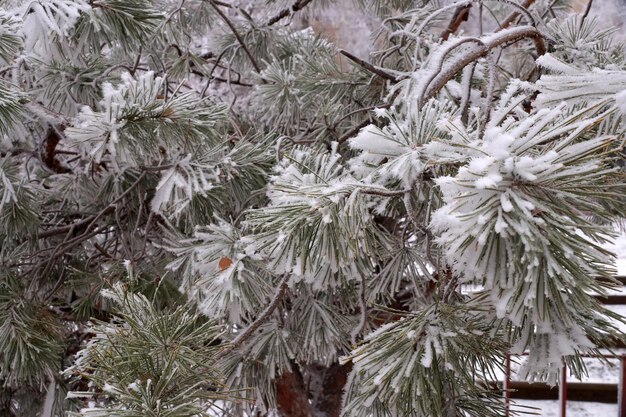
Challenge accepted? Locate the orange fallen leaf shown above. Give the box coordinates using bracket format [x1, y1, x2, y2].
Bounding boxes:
[218, 257, 233, 271]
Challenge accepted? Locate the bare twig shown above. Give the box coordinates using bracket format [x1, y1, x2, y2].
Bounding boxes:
[415, 0, 473, 40]
[38, 172, 148, 301]
[267, 0, 314, 26]
[24, 101, 69, 126]
[581, 0, 593, 29]
[459, 62, 476, 124]
[334, 103, 391, 126]
[480, 54, 497, 137]
[418, 37, 485, 107]
[339, 49, 399, 83]
[359, 187, 411, 197]
[38, 171, 147, 239]
[208, 0, 262, 74]
[350, 274, 368, 345]
[478, 3, 483, 35]
[93, 242, 115, 260]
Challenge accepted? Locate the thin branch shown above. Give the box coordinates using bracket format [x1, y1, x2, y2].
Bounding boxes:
[0, 148, 35, 158]
[581, 0, 593, 29]
[415, 0, 473, 40]
[350, 274, 368, 345]
[359, 186, 411, 197]
[93, 242, 115, 260]
[191, 67, 254, 87]
[460, 62, 476, 124]
[37, 208, 113, 239]
[211, 75, 254, 87]
[267, 0, 314, 26]
[480, 54, 497, 137]
[208, 0, 262, 74]
[218, 274, 290, 357]
[38, 172, 147, 239]
[339, 49, 399, 82]
[334, 104, 390, 126]
[36, 172, 146, 299]
[24, 101, 69, 126]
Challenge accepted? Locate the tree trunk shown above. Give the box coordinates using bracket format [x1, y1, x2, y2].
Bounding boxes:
[275, 361, 352, 417]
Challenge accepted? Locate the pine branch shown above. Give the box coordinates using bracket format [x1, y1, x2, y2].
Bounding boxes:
[423, 26, 545, 101]
[37, 172, 146, 240]
[359, 187, 411, 197]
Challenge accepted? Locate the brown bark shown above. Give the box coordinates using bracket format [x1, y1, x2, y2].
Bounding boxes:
[275, 368, 317, 417]
[42, 127, 71, 174]
[440, 5, 472, 41]
[315, 362, 352, 417]
[275, 361, 352, 417]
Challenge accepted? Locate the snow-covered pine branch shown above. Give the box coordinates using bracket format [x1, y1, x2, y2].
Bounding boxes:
[0, 0, 624, 416]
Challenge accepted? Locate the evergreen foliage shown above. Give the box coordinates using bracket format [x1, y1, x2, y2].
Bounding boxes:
[0, 0, 624, 416]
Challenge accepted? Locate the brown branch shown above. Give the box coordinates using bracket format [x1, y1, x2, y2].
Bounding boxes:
[498, 0, 536, 30]
[581, 0, 593, 28]
[339, 49, 398, 82]
[267, 0, 315, 26]
[359, 186, 411, 197]
[440, 5, 472, 41]
[36, 172, 147, 301]
[93, 242, 115, 260]
[190, 67, 254, 87]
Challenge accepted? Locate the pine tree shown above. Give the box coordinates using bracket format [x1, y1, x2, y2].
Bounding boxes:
[0, 0, 624, 416]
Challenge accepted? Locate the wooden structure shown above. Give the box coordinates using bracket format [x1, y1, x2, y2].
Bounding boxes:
[500, 276, 626, 417]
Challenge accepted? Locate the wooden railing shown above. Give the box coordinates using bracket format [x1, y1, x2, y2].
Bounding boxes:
[500, 353, 626, 417]
[499, 276, 626, 417]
